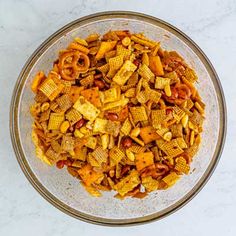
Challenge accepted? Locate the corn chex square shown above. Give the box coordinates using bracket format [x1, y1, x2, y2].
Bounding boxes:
[130, 106, 148, 124]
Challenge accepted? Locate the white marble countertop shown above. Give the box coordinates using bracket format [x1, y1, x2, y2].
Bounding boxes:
[0, 0, 235, 235]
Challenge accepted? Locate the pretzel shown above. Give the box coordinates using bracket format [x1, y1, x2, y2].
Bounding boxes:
[58, 51, 90, 80]
[163, 83, 191, 105]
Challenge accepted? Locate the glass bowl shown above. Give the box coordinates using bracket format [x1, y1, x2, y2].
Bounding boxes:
[10, 11, 226, 225]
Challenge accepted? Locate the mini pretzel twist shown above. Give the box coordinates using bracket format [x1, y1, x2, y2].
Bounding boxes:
[58, 51, 90, 80]
[162, 83, 191, 105]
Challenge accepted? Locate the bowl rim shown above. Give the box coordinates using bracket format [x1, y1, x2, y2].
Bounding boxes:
[10, 11, 227, 226]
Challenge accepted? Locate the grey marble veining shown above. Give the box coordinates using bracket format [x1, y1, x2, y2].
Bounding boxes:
[0, 0, 235, 235]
